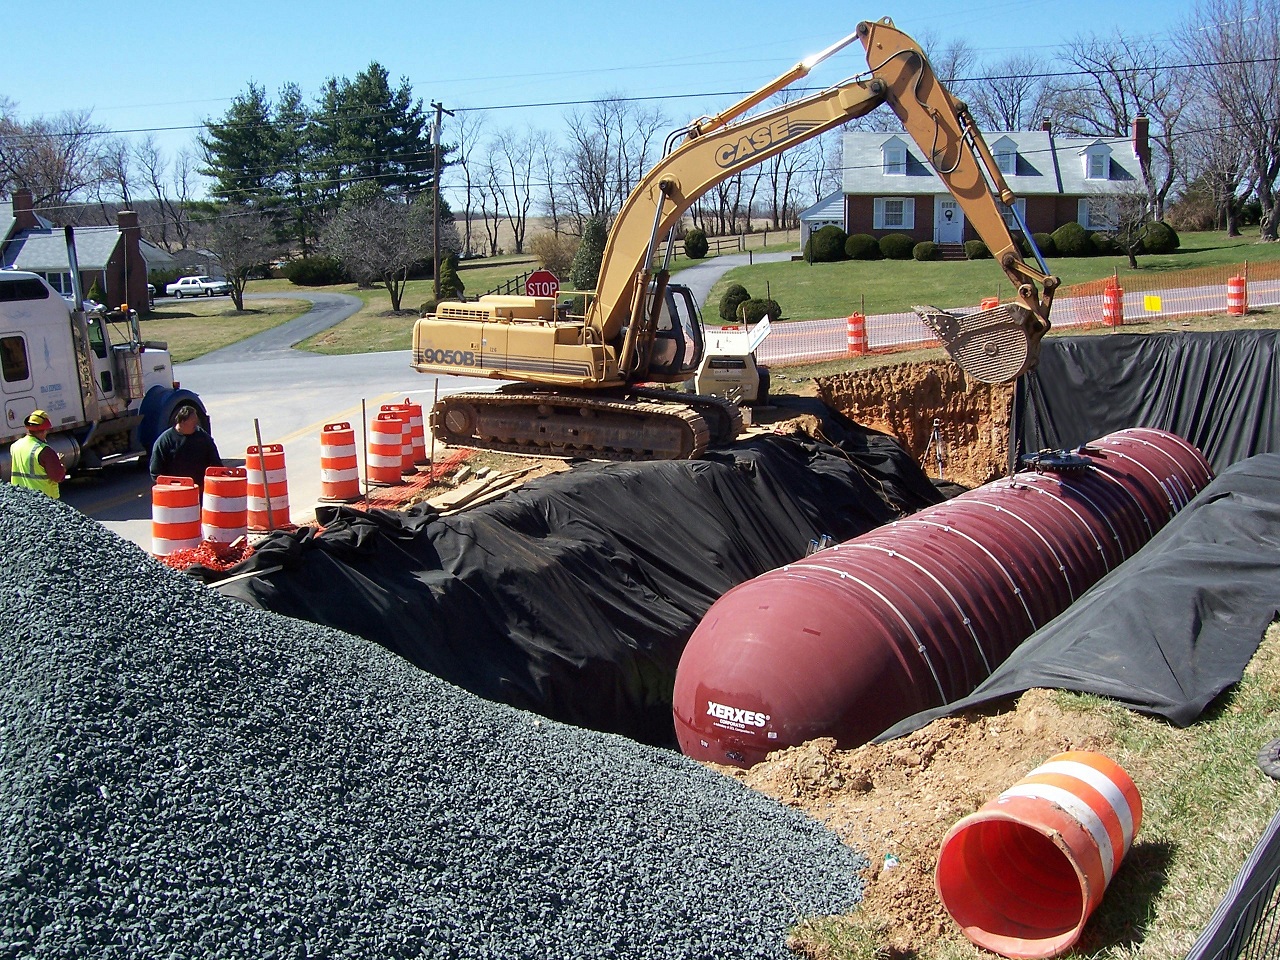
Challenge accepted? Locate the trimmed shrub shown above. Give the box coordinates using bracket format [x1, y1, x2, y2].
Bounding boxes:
[437, 252, 465, 300]
[1140, 220, 1180, 254]
[805, 225, 848, 263]
[844, 233, 882, 260]
[912, 241, 939, 262]
[284, 256, 348, 286]
[683, 228, 709, 260]
[87, 278, 107, 304]
[1089, 232, 1120, 256]
[719, 283, 751, 322]
[1050, 221, 1090, 257]
[878, 233, 915, 260]
[569, 216, 608, 290]
[738, 298, 782, 325]
[964, 240, 991, 260]
[1033, 232, 1056, 257]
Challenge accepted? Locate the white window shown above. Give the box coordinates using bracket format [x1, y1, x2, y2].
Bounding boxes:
[39, 271, 74, 295]
[873, 197, 916, 230]
[1084, 146, 1111, 180]
[883, 144, 906, 175]
[1078, 197, 1119, 230]
[996, 149, 1016, 175]
[998, 198, 1027, 231]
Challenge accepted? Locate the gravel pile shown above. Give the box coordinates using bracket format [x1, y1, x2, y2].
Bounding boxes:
[0, 485, 865, 959]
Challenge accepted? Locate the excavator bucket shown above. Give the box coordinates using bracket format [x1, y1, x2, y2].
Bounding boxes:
[913, 302, 1048, 384]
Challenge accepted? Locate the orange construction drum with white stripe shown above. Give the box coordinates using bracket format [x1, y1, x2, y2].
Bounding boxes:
[936, 750, 1142, 959]
[367, 412, 407, 486]
[201, 466, 248, 543]
[151, 476, 203, 556]
[319, 422, 361, 503]
[246, 443, 291, 532]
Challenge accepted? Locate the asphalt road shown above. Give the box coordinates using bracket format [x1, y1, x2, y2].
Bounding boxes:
[63, 293, 486, 551]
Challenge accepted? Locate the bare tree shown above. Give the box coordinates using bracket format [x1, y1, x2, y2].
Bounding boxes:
[562, 95, 665, 230]
[1086, 187, 1153, 267]
[492, 127, 539, 254]
[204, 206, 282, 310]
[446, 109, 486, 256]
[969, 55, 1056, 131]
[1178, 0, 1280, 240]
[534, 131, 566, 235]
[1054, 31, 1188, 217]
[0, 106, 111, 209]
[1179, 105, 1253, 234]
[95, 137, 135, 216]
[321, 198, 432, 311]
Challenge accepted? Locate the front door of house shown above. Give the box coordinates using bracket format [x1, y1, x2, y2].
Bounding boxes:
[935, 199, 964, 244]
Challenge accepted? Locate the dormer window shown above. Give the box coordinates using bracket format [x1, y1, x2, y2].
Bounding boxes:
[992, 137, 1018, 176]
[882, 138, 907, 175]
[1084, 143, 1112, 180]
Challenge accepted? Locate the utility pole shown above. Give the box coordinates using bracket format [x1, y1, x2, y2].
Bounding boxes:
[431, 101, 455, 301]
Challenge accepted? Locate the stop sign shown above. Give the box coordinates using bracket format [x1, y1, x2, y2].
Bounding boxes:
[525, 269, 560, 298]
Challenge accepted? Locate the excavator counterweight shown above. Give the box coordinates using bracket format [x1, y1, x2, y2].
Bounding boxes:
[412, 16, 1059, 459]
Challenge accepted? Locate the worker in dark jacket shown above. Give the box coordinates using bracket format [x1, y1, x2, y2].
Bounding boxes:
[149, 405, 222, 489]
[9, 409, 67, 498]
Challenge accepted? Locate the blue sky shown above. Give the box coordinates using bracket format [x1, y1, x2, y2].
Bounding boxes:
[5, 0, 1195, 200]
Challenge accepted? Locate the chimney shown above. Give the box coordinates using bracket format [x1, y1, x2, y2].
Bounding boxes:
[116, 210, 147, 312]
[1133, 115, 1151, 173]
[1041, 115, 1052, 134]
[12, 187, 38, 230]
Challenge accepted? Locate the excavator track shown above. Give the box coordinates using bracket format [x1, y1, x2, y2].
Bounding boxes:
[913, 302, 1049, 384]
[430, 389, 713, 461]
[630, 388, 745, 446]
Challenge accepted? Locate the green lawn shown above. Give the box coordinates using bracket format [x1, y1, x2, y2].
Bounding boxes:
[705, 231, 1280, 323]
[140, 298, 311, 362]
[158, 232, 1279, 360]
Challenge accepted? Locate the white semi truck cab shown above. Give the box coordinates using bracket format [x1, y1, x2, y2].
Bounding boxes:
[0, 264, 207, 482]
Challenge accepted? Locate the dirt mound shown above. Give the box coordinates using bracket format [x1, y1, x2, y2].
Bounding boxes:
[817, 362, 1014, 488]
[715, 688, 1120, 954]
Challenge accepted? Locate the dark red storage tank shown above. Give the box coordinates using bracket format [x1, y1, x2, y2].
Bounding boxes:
[672, 428, 1213, 768]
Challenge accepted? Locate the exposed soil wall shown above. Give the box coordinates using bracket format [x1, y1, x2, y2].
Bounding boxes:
[816, 362, 1014, 488]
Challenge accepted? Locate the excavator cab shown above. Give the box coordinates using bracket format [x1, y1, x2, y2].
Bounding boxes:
[646, 283, 705, 380]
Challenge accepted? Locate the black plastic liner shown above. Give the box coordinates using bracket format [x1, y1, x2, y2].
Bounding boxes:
[215, 400, 944, 746]
[875, 453, 1280, 742]
[1014, 329, 1280, 472]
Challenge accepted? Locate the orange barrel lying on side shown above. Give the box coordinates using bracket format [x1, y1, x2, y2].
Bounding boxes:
[672, 428, 1213, 768]
[151, 476, 202, 556]
[246, 443, 290, 532]
[936, 751, 1142, 959]
[201, 466, 248, 543]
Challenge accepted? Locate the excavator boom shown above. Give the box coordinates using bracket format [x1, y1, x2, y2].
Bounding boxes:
[413, 17, 1060, 460]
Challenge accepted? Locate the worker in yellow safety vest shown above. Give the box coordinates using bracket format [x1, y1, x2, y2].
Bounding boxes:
[9, 409, 67, 498]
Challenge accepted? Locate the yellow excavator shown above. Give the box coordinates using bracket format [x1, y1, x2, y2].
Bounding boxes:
[412, 17, 1059, 460]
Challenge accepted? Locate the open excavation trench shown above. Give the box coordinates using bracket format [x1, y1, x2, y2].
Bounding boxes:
[5, 332, 1280, 957]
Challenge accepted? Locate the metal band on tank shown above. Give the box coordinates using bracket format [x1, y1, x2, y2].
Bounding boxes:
[908, 519, 1039, 630]
[1005, 476, 1114, 573]
[838, 542, 992, 673]
[960, 497, 1076, 601]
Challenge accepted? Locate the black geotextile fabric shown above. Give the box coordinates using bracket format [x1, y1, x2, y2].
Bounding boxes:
[1013, 328, 1280, 472]
[214, 401, 944, 747]
[875, 453, 1280, 743]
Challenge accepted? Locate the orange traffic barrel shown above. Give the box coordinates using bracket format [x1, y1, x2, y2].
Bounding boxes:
[151, 475, 202, 556]
[368, 412, 407, 486]
[246, 443, 290, 531]
[319, 422, 361, 503]
[402, 397, 430, 465]
[380, 403, 417, 475]
[936, 751, 1142, 959]
[846, 313, 867, 356]
[1103, 283, 1123, 327]
[1227, 275, 1247, 315]
[201, 466, 248, 543]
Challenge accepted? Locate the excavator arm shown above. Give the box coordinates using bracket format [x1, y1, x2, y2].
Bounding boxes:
[594, 17, 1057, 384]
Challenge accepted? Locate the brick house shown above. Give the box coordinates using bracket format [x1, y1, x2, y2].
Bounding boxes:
[0, 187, 175, 309]
[835, 118, 1150, 248]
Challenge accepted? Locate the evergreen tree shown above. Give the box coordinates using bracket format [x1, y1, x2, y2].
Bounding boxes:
[569, 216, 607, 290]
[437, 251, 464, 300]
[199, 83, 283, 209]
